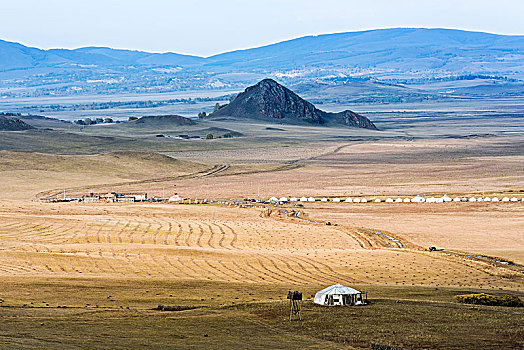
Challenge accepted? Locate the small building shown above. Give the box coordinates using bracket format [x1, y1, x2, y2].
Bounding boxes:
[314, 284, 366, 306]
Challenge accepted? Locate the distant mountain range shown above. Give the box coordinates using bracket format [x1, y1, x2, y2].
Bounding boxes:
[1, 28, 522, 98]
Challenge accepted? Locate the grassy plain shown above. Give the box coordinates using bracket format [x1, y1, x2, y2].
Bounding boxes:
[0, 101, 523, 349]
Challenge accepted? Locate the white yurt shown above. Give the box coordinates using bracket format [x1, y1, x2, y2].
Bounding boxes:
[492, 197, 499, 202]
[353, 198, 361, 203]
[435, 197, 444, 203]
[321, 197, 329, 202]
[441, 195, 452, 202]
[469, 197, 477, 202]
[385, 198, 394, 203]
[333, 198, 341, 202]
[168, 194, 183, 202]
[412, 195, 425, 203]
[453, 197, 461, 202]
[483, 197, 491, 202]
[269, 196, 279, 203]
[308, 197, 316, 202]
[510, 197, 518, 202]
[426, 197, 436, 203]
[374, 198, 382, 203]
[279, 197, 288, 203]
[395, 198, 403, 203]
[314, 284, 365, 306]
[345, 198, 353, 203]
[403, 198, 411, 203]
[300, 196, 308, 202]
[502, 197, 510, 202]
[290, 197, 298, 202]
[361, 198, 368, 203]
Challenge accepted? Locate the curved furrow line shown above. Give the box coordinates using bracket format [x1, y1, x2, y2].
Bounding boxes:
[195, 223, 205, 248]
[188, 258, 223, 281]
[98, 249, 120, 275]
[283, 255, 340, 285]
[215, 223, 229, 250]
[222, 223, 238, 249]
[0, 222, 43, 238]
[162, 255, 192, 279]
[185, 222, 194, 247]
[265, 255, 321, 284]
[0, 222, 34, 236]
[150, 223, 162, 245]
[116, 221, 131, 244]
[173, 222, 183, 246]
[144, 250, 169, 277]
[256, 254, 307, 284]
[242, 259, 286, 283]
[133, 250, 156, 276]
[309, 256, 365, 284]
[123, 249, 149, 276]
[178, 257, 212, 280]
[203, 260, 239, 282]
[216, 260, 258, 283]
[57, 220, 90, 244]
[163, 220, 172, 245]
[205, 222, 217, 249]
[127, 221, 143, 244]
[140, 223, 153, 245]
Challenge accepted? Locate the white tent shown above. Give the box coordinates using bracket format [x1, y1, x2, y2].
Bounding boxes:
[279, 197, 288, 203]
[426, 197, 436, 203]
[412, 195, 425, 203]
[403, 198, 411, 203]
[502, 197, 510, 202]
[333, 198, 341, 202]
[353, 198, 361, 203]
[345, 198, 353, 203]
[441, 195, 452, 202]
[374, 198, 382, 203]
[269, 196, 279, 203]
[483, 197, 491, 202]
[300, 196, 308, 202]
[361, 198, 368, 203]
[469, 197, 477, 202]
[290, 197, 298, 202]
[314, 284, 365, 306]
[307, 197, 316, 202]
[510, 197, 518, 202]
[395, 198, 403, 203]
[168, 194, 183, 202]
[453, 197, 461, 202]
[385, 198, 394, 203]
[492, 197, 499, 202]
[321, 197, 329, 202]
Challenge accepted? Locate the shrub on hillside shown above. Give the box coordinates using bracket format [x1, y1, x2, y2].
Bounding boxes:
[454, 293, 523, 307]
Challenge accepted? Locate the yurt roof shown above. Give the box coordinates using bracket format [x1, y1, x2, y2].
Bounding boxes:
[315, 284, 361, 296]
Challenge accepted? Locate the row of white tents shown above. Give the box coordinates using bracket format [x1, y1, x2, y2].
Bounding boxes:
[269, 195, 522, 204]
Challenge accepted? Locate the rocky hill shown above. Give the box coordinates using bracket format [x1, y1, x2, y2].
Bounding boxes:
[0, 116, 35, 131]
[210, 79, 377, 129]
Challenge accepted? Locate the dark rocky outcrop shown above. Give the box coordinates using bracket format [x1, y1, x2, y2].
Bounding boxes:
[0, 116, 35, 131]
[210, 79, 377, 129]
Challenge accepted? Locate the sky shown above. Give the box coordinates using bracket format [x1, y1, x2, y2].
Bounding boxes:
[2, 0, 524, 57]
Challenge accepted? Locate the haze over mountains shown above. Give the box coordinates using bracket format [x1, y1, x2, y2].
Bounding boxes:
[0, 28, 523, 99]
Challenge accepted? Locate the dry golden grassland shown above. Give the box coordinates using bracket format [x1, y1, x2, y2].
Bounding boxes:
[0, 133, 523, 349]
